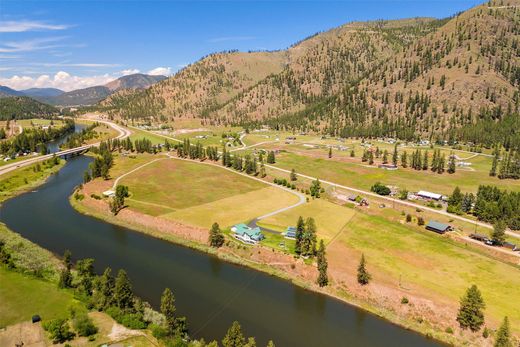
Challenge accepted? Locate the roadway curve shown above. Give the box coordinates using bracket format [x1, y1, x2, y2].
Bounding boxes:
[0, 119, 131, 177]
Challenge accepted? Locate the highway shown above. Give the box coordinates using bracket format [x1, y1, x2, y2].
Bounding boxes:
[0, 119, 131, 177]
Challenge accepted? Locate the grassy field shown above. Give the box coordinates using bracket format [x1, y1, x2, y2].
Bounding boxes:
[0, 267, 76, 327]
[117, 158, 300, 228]
[121, 159, 265, 209]
[258, 199, 356, 243]
[164, 185, 299, 228]
[272, 151, 520, 195]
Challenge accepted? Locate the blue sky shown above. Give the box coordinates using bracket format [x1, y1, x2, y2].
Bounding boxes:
[0, 0, 482, 91]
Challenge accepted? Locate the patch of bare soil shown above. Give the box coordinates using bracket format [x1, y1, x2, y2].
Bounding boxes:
[0, 322, 45, 347]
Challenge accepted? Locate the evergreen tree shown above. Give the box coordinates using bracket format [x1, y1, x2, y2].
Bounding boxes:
[357, 253, 371, 285]
[328, 147, 332, 158]
[161, 288, 177, 335]
[490, 148, 499, 177]
[457, 285, 485, 332]
[76, 258, 95, 296]
[114, 269, 134, 311]
[58, 250, 73, 289]
[392, 144, 398, 166]
[448, 152, 456, 174]
[310, 179, 321, 198]
[316, 240, 328, 287]
[491, 221, 506, 245]
[266, 151, 276, 164]
[382, 150, 389, 164]
[96, 267, 114, 309]
[290, 168, 297, 181]
[422, 150, 429, 170]
[294, 216, 305, 255]
[222, 321, 246, 347]
[301, 217, 317, 256]
[209, 222, 225, 248]
[401, 151, 408, 168]
[494, 316, 512, 347]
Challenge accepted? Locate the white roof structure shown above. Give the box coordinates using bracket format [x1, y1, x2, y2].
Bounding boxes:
[416, 190, 442, 200]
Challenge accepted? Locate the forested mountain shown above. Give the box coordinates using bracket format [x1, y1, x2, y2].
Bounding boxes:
[100, 0, 520, 149]
[0, 96, 60, 120]
[41, 73, 166, 106]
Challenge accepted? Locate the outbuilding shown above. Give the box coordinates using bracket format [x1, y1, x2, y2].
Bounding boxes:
[425, 220, 451, 234]
[417, 190, 442, 201]
[285, 227, 297, 239]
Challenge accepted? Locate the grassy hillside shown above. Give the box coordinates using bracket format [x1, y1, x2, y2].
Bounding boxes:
[101, 51, 288, 121]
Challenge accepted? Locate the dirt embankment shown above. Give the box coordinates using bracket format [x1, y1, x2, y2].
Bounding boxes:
[76, 177, 492, 347]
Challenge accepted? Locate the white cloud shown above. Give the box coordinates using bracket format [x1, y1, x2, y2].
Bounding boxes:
[147, 67, 171, 76]
[0, 37, 66, 53]
[121, 68, 140, 76]
[0, 71, 116, 92]
[0, 20, 69, 33]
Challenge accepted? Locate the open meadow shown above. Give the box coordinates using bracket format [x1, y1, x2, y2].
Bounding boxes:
[117, 157, 300, 228]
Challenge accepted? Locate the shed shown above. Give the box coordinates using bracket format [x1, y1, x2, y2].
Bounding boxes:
[417, 190, 442, 201]
[425, 220, 451, 234]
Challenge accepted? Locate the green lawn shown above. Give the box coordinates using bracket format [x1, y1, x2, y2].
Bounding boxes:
[0, 267, 76, 327]
[272, 152, 520, 195]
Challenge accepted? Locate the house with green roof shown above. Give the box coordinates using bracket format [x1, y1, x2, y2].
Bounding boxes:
[231, 223, 264, 244]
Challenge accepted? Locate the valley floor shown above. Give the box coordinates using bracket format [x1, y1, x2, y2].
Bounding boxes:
[72, 148, 520, 347]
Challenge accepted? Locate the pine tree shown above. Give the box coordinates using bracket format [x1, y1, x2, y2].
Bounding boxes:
[490, 148, 499, 177]
[494, 316, 512, 347]
[114, 269, 134, 311]
[96, 267, 114, 309]
[209, 222, 225, 248]
[58, 250, 73, 289]
[266, 151, 276, 164]
[457, 285, 485, 332]
[422, 150, 429, 170]
[161, 288, 177, 335]
[295, 216, 305, 255]
[401, 151, 408, 168]
[266, 341, 276, 347]
[222, 321, 246, 347]
[301, 217, 317, 256]
[448, 152, 456, 174]
[316, 240, 328, 287]
[290, 168, 297, 181]
[328, 147, 332, 158]
[491, 221, 506, 245]
[357, 253, 371, 285]
[392, 144, 398, 166]
[383, 150, 389, 164]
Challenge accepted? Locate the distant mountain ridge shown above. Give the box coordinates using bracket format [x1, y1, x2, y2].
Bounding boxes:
[21, 88, 64, 97]
[0, 73, 166, 107]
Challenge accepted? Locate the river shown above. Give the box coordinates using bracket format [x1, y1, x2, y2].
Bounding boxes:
[0, 156, 442, 346]
[45, 122, 88, 154]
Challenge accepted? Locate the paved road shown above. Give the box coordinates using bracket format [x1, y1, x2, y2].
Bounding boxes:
[0, 119, 131, 177]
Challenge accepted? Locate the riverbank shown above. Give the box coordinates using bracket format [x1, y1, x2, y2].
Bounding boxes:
[71, 172, 471, 346]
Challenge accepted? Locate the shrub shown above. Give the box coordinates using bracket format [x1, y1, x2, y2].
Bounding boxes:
[72, 312, 98, 337]
[401, 297, 409, 304]
[90, 194, 101, 200]
[445, 327, 453, 334]
[482, 327, 489, 338]
[406, 214, 412, 223]
[43, 318, 75, 343]
[120, 313, 147, 329]
[370, 182, 390, 195]
[417, 217, 425, 226]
